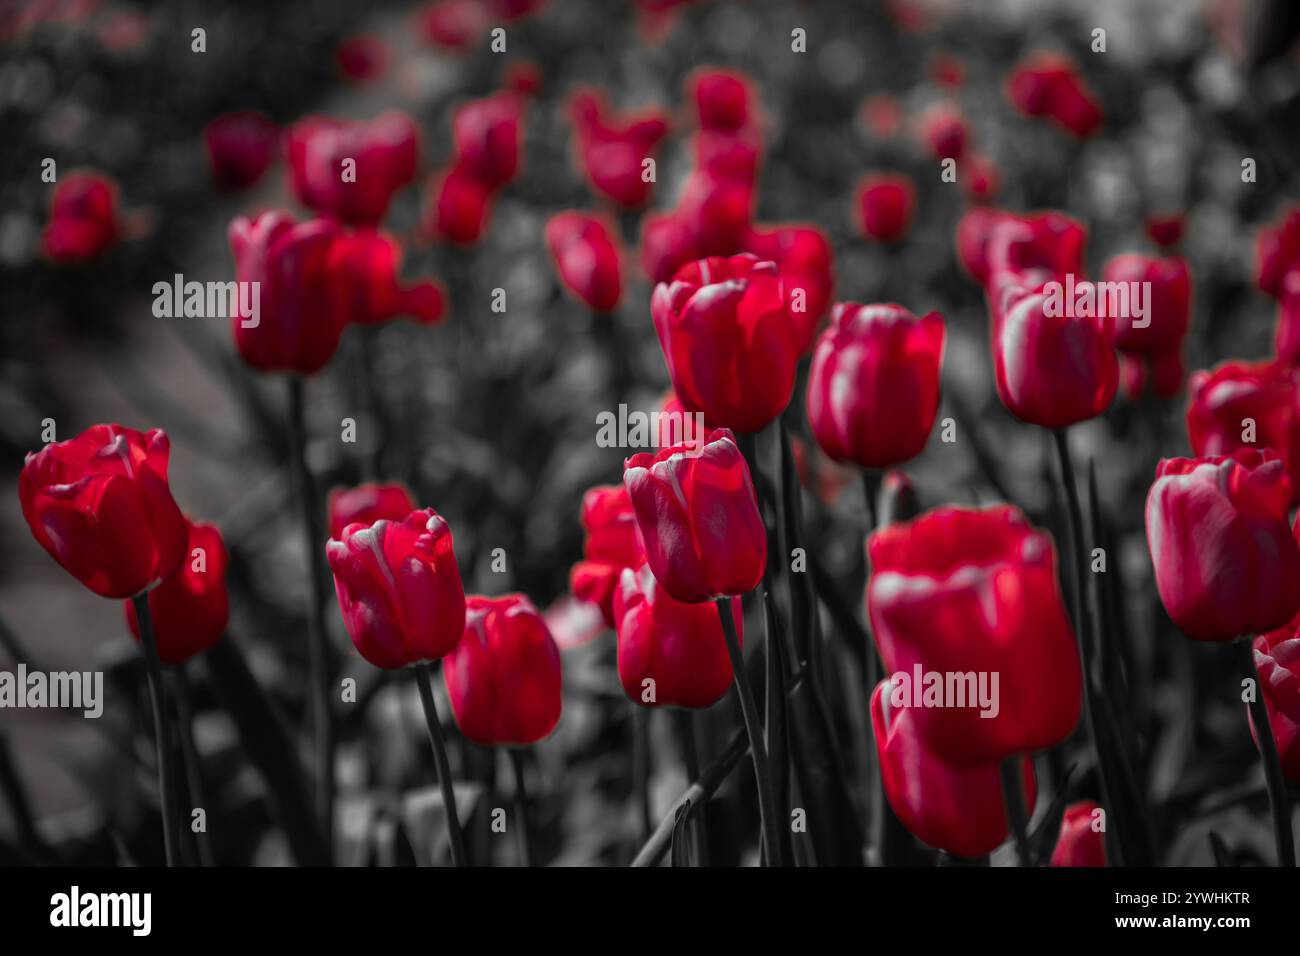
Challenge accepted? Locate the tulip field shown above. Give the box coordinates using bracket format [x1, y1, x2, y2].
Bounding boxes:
[4, 0, 1300, 910]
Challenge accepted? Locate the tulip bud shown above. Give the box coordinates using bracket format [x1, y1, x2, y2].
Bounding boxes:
[857, 173, 914, 243]
[326, 508, 467, 669]
[651, 253, 802, 433]
[613, 564, 739, 709]
[624, 428, 767, 603]
[1146, 451, 1300, 642]
[41, 171, 120, 263]
[20, 425, 188, 598]
[872, 681, 1037, 859]
[807, 303, 945, 469]
[327, 482, 417, 540]
[204, 112, 280, 191]
[443, 594, 562, 746]
[452, 91, 523, 190]
[1006, 53, 1101, 138]
[545, 211, 622, 313]
[424, 164, 495, 245]
[867, 505, 1083, 765]
[1050, 801, 1108, 866]
[691, 68, 754, 131]
[227, 211, 349, 374]
[569, 484, 644, 628]
[124, 519, 229, 665]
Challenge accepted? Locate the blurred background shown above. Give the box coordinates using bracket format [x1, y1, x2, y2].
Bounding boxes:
[1, 0, 1298, 866]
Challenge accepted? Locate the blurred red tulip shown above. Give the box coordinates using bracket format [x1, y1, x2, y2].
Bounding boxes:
[742, 223, 834, 345]
[1006, 53, 1102, 138]
[1050, 802, 1108, 866]
[1104, 253, 1191, 398]
[1252, 619, 1300, 783]
[452, 91, 523, 190]
[416, 0, 489, 49]
[1146, 450, 1300, 642]
[871, 680, 1037, 858]
[868, 505, 1082, 766]
[962, 152, 1001, 203]
[613, 563, 738, 708]
[624, 428, 766, 603]
[41, 171, 120, 262]
[1255, 207, 1300, 300]
[675, 172, 753, 257]
[570, 89, 668, 208]
[327, 482, 417, 539]
[444, 594, 562, 746]
[691, 68, 755, 131]
[333, 229, 444, 327]
[569, 484, 644, 628]
[992, 277, 1119, 429]
[807, 303, 945, 469]
[641, 212, 700, 285]
[861, 94, 903, 140]
[1187, 360, 1299, 490]
[651, 253, 801, 433]
[1145, 214, 1185, 249]
[917, 103, 968, 161]
[929, 53, 966, 88]
[424, 164, 494, 244]
[335, 35, 389, 83]
[287, 112, 419, 225]
[204, 112, 280, 191]
[125, 519, 228, 665]
[20, 425, 187, 598]
[1278, 272, 1300, 365]
[227, 211, 348, 374]
[857, 173, 914, 243]
[545, 211, 622, 312]
[327, 508, 467, 669]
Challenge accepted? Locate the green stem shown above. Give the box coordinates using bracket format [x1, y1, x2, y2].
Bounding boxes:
[715, 598, 784, 866]
[132, 594, 180, 867]
[173, 667, 213, 866]
[414, 665, 468, 867]
[286, 376, 335, 854]
[1236, 638, 1296, 867]
[999, 759, 1031, 867]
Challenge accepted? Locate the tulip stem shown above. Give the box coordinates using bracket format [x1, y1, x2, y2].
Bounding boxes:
[632, 704, 652, 844]
[673, 709, 708, 865]
[999, 759, 1031, 866]
[173, 667, 213, 866]
[507, 748, 531, 867]
[414, 665, 468, 867]
[861, 470, 880, 529]
[132, 594, 180, 867]
[715, 598, 784, 866]
[286, 376, 335, 855]
[1235, 638, 1296, 867]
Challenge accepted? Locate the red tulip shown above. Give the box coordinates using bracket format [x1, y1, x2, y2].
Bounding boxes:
[124, 519, 228, 665]
[41, 171, 120, 262]
[1255, 207, 1300, 300]
[742, 223, 834, 346]
[1147, 450, 1300, 642]
[871, 680, 1037, 858]
[1145, 214, 1185, 249]
[287, 112, 419, 225]
[1103, 253, 1191, 398]
[917, 103, 967, 160]
[425, 164, 494, 244]
[691, 69, 754, 131]
[327, 482, 417, 539]
[624, 428, 767, 603]
[443, 594, 562, 746]
[694, 126, 762, 186]
[675, 172, 753, 258]
[1050, 802, 1108, 866]
[867, 505, 1083, 765]
[570, 89, 668, 208]
[963, 152, 1001, 203]
[569, 484, 644, 628]
[204, 112, 280, 191]
[985, 210, 1087, 281]
[1251, 619, 1300, 782]
[857, 174, 914, 243]
[1278, 273, 1300, 366]
[326, 508, 467, 669]
[807, 303, 945, 469]
[417, 0, 489, 50]
[992, 277, 1119, 429]
[227, 211, 348, 374]
[650, 253, 801, 433]
[20, 425, 188, 598]
[545, 211, 622, 312]
[613, 563, 738, 708]
[1188, 361, 1298, 465]
[335, 35, 388, 83]
[333, 229, 444, 327]
[1006, 53, 1101, 138]
[641, 212, 700, 285]
[452, 91, 523, 190]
